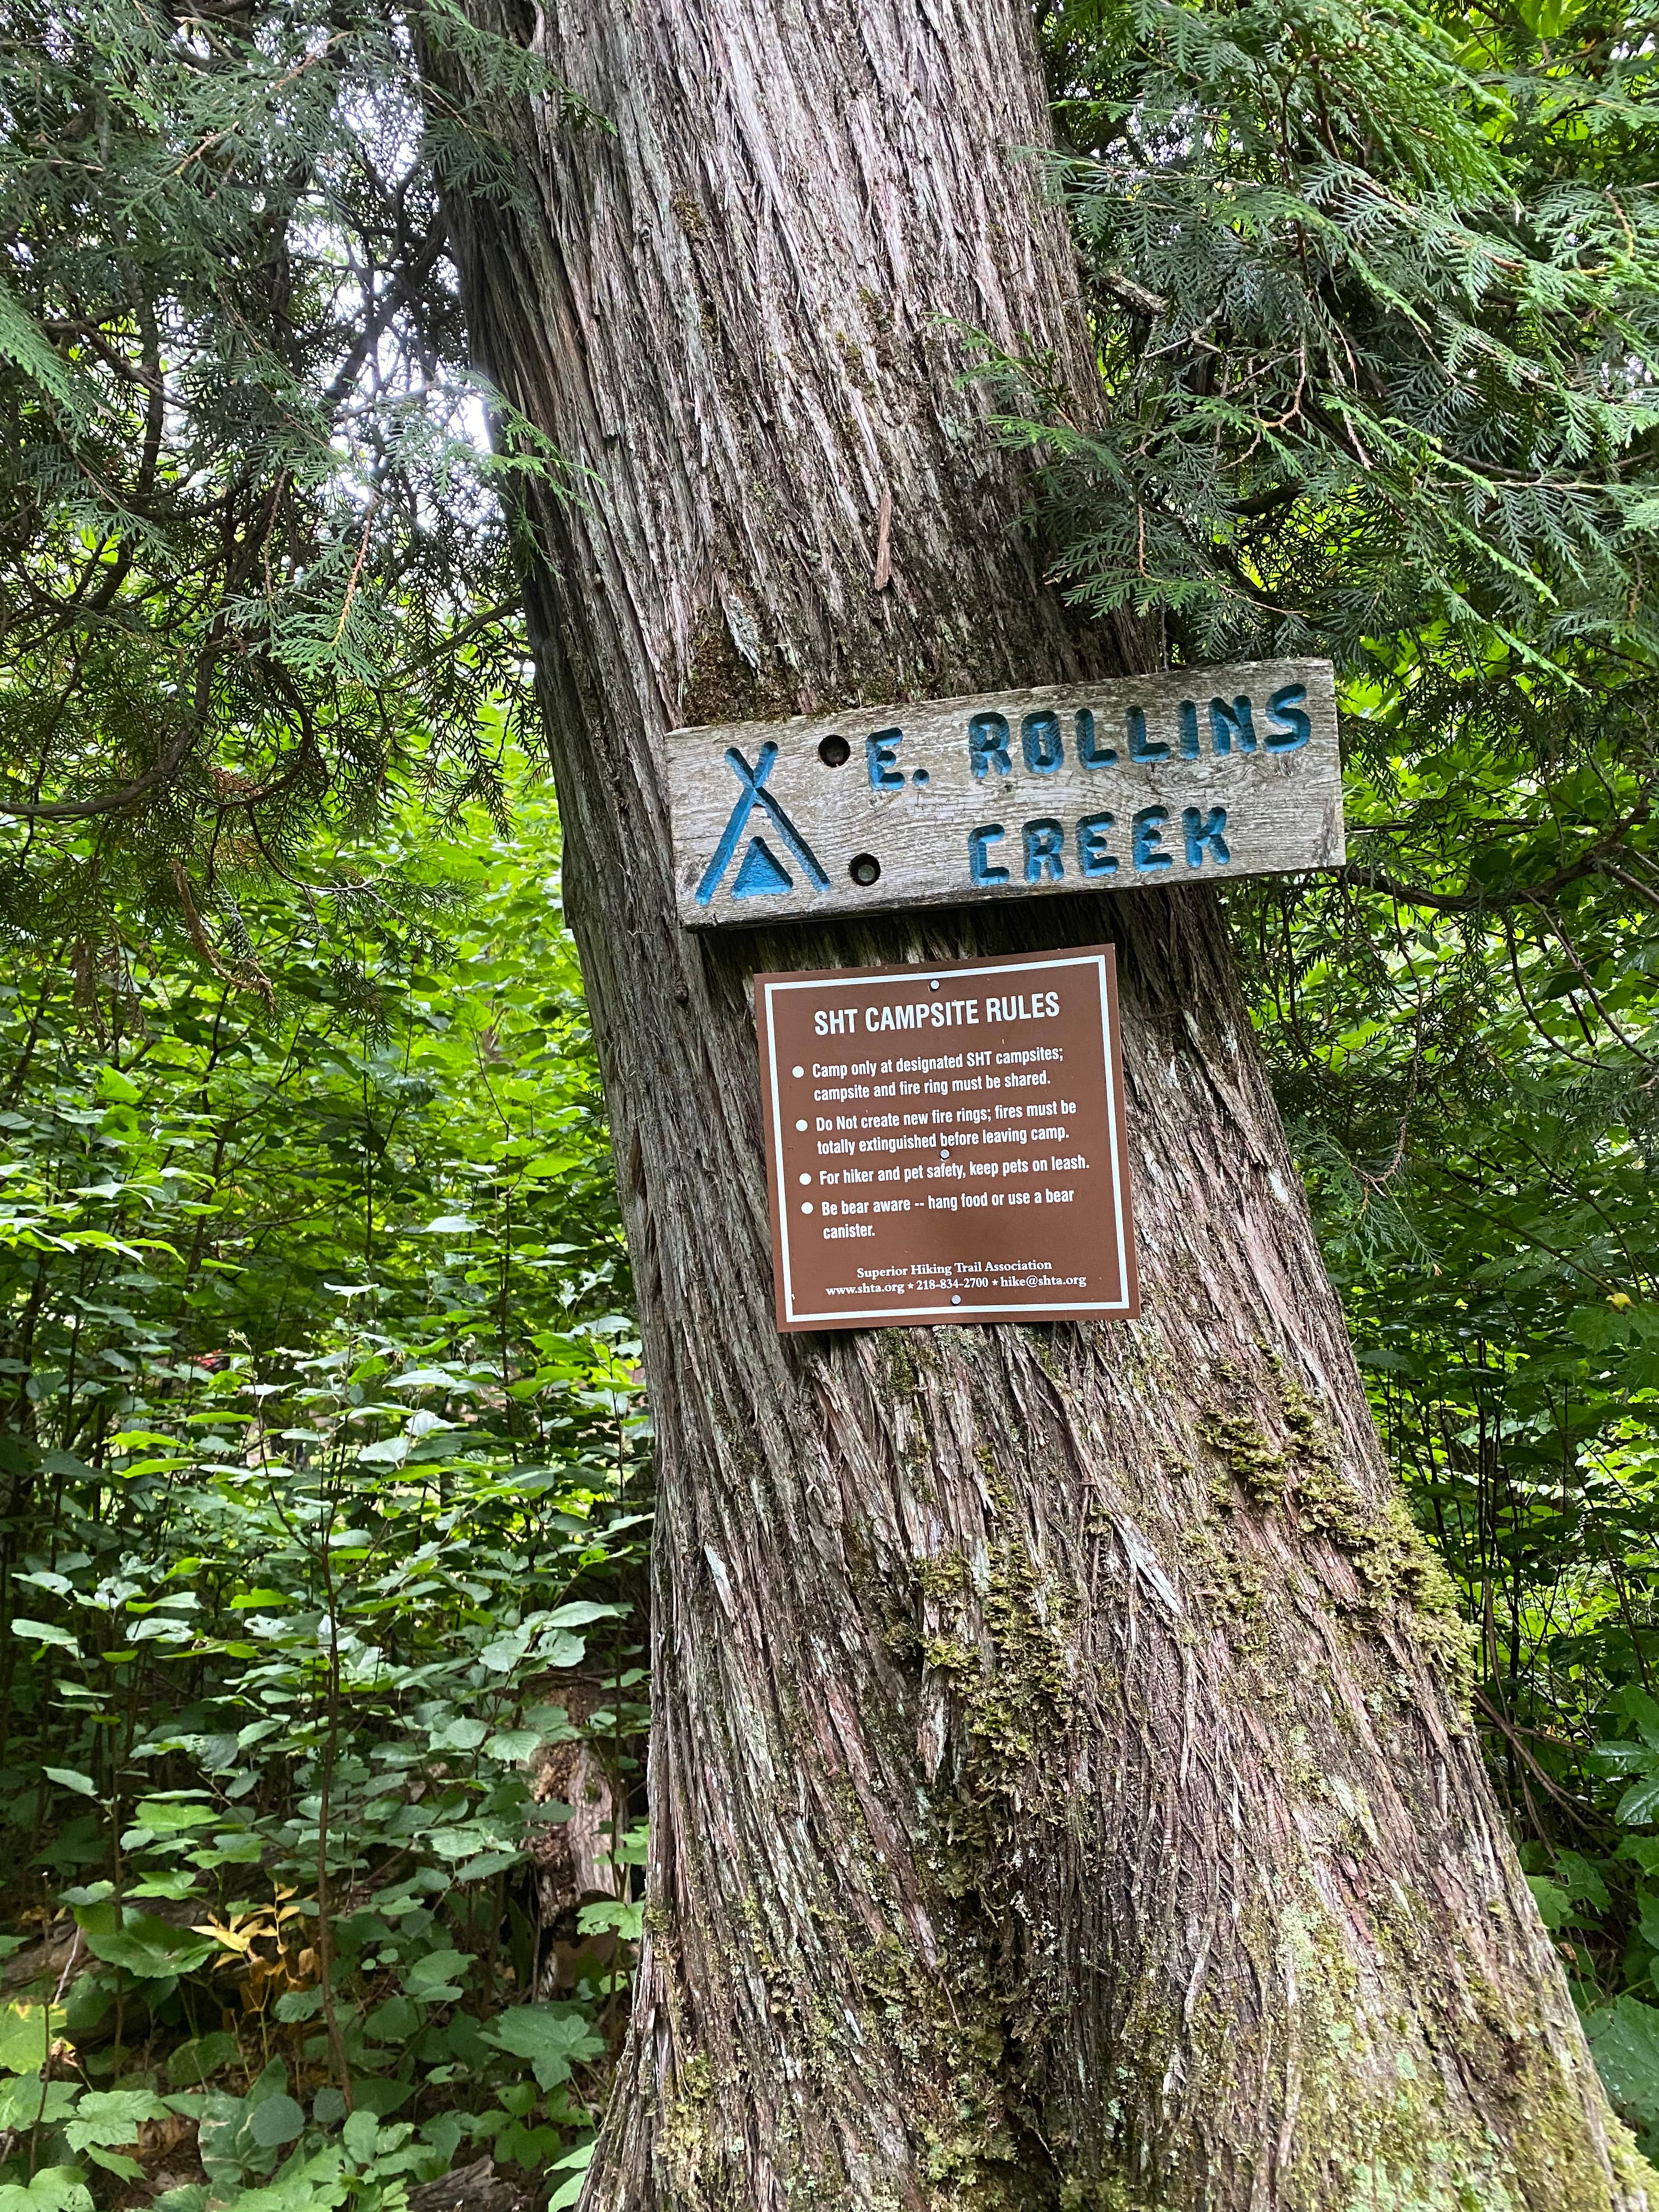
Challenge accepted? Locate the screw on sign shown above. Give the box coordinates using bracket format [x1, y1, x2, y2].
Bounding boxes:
[754, 948, 1138, 1333]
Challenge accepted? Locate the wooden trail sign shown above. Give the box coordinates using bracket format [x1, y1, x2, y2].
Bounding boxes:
[669, 658, 1342, 928]
[755, 947, 1138, 1331]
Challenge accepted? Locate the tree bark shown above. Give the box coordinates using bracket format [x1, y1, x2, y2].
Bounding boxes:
[435, 2, 1654, 2204]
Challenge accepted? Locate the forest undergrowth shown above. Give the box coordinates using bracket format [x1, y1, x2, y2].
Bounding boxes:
[0, 799, 651, 2212]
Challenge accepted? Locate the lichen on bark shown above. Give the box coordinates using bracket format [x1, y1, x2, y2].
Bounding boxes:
[1201, 1365, 1477, 1696]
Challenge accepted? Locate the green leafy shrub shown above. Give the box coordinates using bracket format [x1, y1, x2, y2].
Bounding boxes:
[0, 794, 649, 2207]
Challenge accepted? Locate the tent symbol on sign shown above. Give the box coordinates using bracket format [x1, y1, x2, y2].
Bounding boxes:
[695, 742, 829, 906]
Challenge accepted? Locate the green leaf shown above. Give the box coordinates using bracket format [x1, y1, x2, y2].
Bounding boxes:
[482, 1729, 541, 1764]
[63, 1974, 112, 2037]
[77, 1906, 216, 1980]
[1587, 1996, 1659, 2135]
[0, 2169, 95, 2212]
[195, 1830, 264, 1867]
[429, 1718, 489, 1753]
[402, 1949, 473, 2000]
[544, 1601, 624, 1630]
[363, 1996, 419, 2044]
[168, 2032, 241, 2090]
[196, 2089, 252, 2185]
[249, 2059, 290, 2106]
[65, 2087, 171, 2151]
[43, 1768, 98, 1798]
[248, 2094, 306, 2148]
[0, 2007, 55, 2076]
[130, 1872, 202, 1901]
[1525, 1875, 1576, 1931]
[130, 1797, 216, 1835]
[548, 2142, 593, 2212]
[80, 2148, 142, 2181]
[1593, 1741, 1659, 1776]
[0, 2076, 77, 2130]
[209, 2148, 349, 2212]
[12, 1620, 80, 1651]
[452, 1850, 525, 1882]
[1554, 1850, 1611, 1914]
[342, 2111, 380, 2164]
[426, 1824, 499, 1864]
[0, 280, 95, 419]
[356, 1437, 409, 1466]
[1618, 1691, 1659, 1755]
[1617, 1776, 1659, 1829]
[478, 2004, 605, 2090]
[344, 2078, 412, 2119]
[575, 1898, 644, 1940]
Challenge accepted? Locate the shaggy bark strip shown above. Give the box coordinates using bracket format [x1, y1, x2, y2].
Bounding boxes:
[435, 0, 1653, 2203]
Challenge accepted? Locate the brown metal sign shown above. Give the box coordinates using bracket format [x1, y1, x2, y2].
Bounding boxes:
[755, 947, 1138, 1331]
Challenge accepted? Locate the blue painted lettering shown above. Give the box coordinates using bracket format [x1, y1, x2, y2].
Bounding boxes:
[1023, 819, 1065, 883]
[1076, 708, 1116, 767]
[968, 713, 1011, 778]
[730, 836, 793, 898]
[866, 727, 905, 789]
[1178, 701, 1200, 759]
[969, 824, 1009, 885]
[695, 741, 828, 905]
[1127, 706, 1168, 761]
[1133, 806, 1171, 871]
[1182, 806, 1230, 867]
[1076, 812, 1117, 877]
[1022, 710, 1064, 775]
[1265, 683, 1312, 751]
[1209, 696, 1256, 754]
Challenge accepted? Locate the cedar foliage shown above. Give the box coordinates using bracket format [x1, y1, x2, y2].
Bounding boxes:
[0, 795, 648, 2209]
[0, 0, 572, 976]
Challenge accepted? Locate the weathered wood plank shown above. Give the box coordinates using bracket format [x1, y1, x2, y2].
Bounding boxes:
[668, 657, 1343, 927]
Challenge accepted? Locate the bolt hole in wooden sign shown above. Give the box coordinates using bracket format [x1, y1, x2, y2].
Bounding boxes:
[670, 661, 1346, 1330]
[667, 659, 1342, 924]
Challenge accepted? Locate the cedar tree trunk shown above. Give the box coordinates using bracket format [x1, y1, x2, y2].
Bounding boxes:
[433, 1, 1654, 2204]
